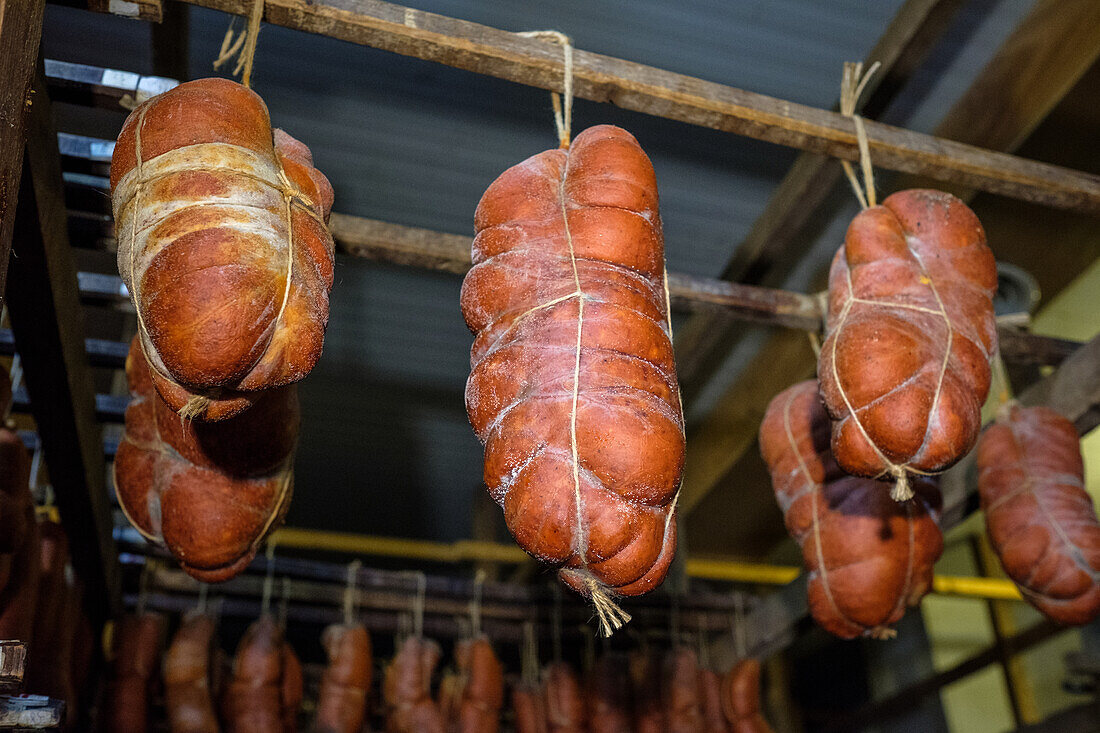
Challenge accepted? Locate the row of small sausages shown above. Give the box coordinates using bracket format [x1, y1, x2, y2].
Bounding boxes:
[101, 611, 773, 733]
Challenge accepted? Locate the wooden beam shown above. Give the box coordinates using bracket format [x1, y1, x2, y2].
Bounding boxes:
[44, 59, 177, 112]
[5, 70, 119, 624]
[904, 0, 1100, 195]
[680, 0, 1100, 520]
[157, 0, 1100, 214]
[0, 0, 46, 302]
[676, 0, 967, 386]
[52, 0, 163, 21]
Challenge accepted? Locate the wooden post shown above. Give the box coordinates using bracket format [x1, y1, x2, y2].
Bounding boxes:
[5, 69, 120, 624]
[0, 0, 46, 302]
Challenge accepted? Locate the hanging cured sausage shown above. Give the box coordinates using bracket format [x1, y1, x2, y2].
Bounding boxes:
[587, 654, 631, 733]
[114, 337, 296, 582]
[312, 623, 372, 733]
[720, 659, 773, 733]
[103, 613, 167, 733]
[542, 661, 587, 733]
[111, 78, 335, 421]
[699, 667, 731, 733]
[222, 616, 294, 733]
[664, 648, 704, 733]
[165, 613, 221, 733]
[383, 636, 446, 733]
[449, 636, 504, 733]
[818, 190, 997, 500]
[461, 125, 684, 628]
[760, 380, 944, 638]
[628, 650, 663, 733]
[978, 404, 1100, 625]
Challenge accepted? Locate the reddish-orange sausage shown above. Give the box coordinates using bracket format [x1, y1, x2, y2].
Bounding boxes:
[111, 78, 334, 421]
[222, 616, 287, 733]
[165, 613, 220, 733]
[543, 661, 587, 733]
[115, 337, 296, 582]
[978, 404, 1100, 625]
[664, 648, 704, 733]
[461, 125, 684, 606]
[818, 190, 996, 500]
[383, 636, 446, 733]
[721, 659, 773, 733]
[312, 623, 372, 733]
[760, 381, 943, 638]
[103, 613, 167, 732]
[587, 654, 631, 733]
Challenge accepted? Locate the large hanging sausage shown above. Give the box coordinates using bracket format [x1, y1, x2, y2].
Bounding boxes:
[818, 190, 997, 501]
[542, 661, 587, 733]
[222, 616, 289, 733]
[114, 337, 296, 581]
[383, 635, 446, 733]
[103, 613, 167, 733]
[978, 404, 1100, 625]
[760, 380, 944, 638]
[165, 612, 221, 733]
[720, 659, 773, 733]
[461, 125, 684, 626]
[312, 623, 372, 733]
[111, 78, 335, 421]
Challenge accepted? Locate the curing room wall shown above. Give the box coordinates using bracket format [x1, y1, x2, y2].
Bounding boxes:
[921, 258, 1100, 732]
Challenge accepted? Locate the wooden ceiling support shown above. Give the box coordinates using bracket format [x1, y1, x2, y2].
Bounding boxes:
[5, 69, 120, 624]
[75, 0, 1100, 213]
[0, 0, 46, 302]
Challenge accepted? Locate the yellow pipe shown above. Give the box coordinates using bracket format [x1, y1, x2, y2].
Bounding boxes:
[269, 527, 1022, 602]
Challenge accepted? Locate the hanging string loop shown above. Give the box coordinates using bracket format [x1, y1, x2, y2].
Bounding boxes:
[838, 60, 881, 210]
[213, 0, 265, 88]
[517, 30, 574, 148]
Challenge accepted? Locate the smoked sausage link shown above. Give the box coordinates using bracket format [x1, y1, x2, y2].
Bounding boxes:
[111, 78, 334, 421]
[164, 613, 220, 733]
[104, 613, 166, 733]
[978, 404, 1100, 625]
[760, 380, 944, 638]
[720, 659, 773, 733]
[818, 190, 997, 500]
[312, 623, 372, 733]
[461, 125, 684, 606]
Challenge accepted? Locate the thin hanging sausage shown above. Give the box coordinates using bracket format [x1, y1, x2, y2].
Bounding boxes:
[513, 683, 549, 733]
[165, 612, 221, 733]
[978, 404, 1100, 625]
[383, 635, 446, 733]
[452, 636, 504, 733]
[542, 661, 587, 733]
[818, 190, 997, 500]
[461, 125, 684, 620]
[103, 613, 166, 733]
[720, 659, 773, 733]
[586, 654, 631, 733]
[760, 380, 944, 638]
[699, 668, 731, 733]
[664, 648, 704, 733]
[111, 78, 335, 421]
[312, 623, 372, 733]
[222, 616, 287, 733]
[628, 650, 663, 733]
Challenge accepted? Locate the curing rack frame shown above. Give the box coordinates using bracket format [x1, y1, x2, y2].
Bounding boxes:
[2, 0, 1100, 728]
